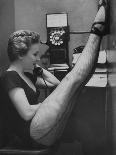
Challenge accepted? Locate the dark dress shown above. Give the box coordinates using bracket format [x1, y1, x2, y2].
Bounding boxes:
[0, 71, 42, 148]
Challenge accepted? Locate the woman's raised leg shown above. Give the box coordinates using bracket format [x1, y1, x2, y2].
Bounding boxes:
[30, 1, 108, 146]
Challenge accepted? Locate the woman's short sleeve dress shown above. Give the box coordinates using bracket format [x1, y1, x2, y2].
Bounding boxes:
[0, 71, 40, 147]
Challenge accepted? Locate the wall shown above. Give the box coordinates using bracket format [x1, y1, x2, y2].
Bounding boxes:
[0, 0, 15, 75]
[58, 86, 108, 155]
[14, 0, 98, 64]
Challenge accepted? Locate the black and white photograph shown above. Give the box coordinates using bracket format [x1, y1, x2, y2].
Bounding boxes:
[0, 0, 113, 155]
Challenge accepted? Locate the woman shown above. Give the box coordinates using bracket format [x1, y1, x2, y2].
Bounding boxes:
[1, 0, 109, 148]
[0, 30, 60, 148]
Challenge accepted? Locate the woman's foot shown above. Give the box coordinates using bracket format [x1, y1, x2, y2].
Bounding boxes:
[91, 0, 109, 36]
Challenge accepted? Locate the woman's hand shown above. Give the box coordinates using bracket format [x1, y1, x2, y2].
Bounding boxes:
[35, 67, 60, 88]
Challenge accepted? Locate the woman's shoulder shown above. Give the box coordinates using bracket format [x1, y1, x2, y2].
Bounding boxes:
[1, 70, 20, 81]
[0, 71, 22, 91]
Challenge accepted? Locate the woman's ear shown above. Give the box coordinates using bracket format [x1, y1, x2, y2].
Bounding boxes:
[18, 55, 23, 60]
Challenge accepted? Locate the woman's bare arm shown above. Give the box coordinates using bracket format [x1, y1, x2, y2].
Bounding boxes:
[9, 88, 40, 121]
[36, 67, 60, 88]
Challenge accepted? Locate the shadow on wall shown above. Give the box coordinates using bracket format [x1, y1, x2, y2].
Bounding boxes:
[0, 0, 14, 75]
[14, 0, 98, 65]
[59, 86, 108, 155]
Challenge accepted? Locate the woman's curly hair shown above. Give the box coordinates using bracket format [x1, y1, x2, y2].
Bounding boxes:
[7, 30, 40, 62]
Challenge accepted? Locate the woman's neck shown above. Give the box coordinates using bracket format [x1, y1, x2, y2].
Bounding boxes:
[8, 62, 24, 75]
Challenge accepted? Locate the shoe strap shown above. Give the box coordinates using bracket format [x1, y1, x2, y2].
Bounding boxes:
[98, 0, 106, 9]
[91, 21, 105, 36]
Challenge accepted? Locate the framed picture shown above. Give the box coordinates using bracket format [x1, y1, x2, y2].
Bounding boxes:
[46, 13, 68, 28]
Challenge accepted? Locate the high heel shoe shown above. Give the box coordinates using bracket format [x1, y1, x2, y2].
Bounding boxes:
[91, 0, 110, 36]
[98, 0, 110, 35]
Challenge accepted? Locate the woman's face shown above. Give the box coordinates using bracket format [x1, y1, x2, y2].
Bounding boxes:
[21, 43, 40, 70]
